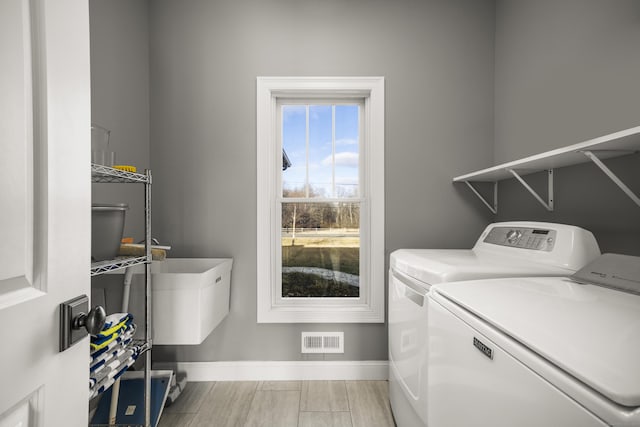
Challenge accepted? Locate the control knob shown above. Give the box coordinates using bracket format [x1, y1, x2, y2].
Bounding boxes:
[506, 229, 521, 244]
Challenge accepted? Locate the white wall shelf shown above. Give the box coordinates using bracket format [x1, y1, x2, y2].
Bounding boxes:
[454, 126, 640, 213]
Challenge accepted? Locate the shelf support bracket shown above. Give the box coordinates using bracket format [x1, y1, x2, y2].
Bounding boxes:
[582, 150, 640, 208]
[463, 181, 498, 214]
[506, 168, 554, 211]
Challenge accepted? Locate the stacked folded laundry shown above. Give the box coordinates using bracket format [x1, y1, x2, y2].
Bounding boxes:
[89, 313, 142, 399]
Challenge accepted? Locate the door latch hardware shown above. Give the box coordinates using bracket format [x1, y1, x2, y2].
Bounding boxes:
[59, 295, 106, 352]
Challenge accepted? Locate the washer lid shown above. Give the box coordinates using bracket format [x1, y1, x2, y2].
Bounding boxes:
[390, 249, 573, 286]
[434, 276, 640, 407]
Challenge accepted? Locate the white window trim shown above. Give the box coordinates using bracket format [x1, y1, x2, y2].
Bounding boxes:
[257, 76, 385, 323]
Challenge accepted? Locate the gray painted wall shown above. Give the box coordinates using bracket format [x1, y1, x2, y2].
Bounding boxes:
[147, 0, 495, 362]
[89, 0, 640, 364]
[90, 0, 150, 242]
[90, 0, 151, 317]
[493, 0, 640, 255]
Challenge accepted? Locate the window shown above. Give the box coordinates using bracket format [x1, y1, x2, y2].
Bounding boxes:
[281, 103, 361, 299]
[257, 77, 384, 323]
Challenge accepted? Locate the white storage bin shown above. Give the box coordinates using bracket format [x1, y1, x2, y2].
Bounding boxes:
[150, 258, 233, 345]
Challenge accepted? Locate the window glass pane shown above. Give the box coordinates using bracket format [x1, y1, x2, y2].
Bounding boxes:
[308, 105, 332, 198]
[334, 105, 360, 198]
[282, 105, 306, 197]
[281, 202, 360, 298]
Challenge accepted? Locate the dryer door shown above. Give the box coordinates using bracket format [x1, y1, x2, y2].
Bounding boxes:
[388, 269, 429, 409]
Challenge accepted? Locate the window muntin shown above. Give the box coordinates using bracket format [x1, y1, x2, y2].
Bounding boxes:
[308, 105, 332, 198]
[281, 105, 306, 195]
[334, 105, 360, 198]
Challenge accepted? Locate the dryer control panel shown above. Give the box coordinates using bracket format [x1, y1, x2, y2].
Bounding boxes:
[483, 226, 557, 251]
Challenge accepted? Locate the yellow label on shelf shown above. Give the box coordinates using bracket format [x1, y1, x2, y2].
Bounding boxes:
[113, 165, 137, 173]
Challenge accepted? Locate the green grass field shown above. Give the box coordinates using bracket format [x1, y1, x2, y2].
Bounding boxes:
[281, 237, 359, 297]
[282, 272, 359, 297]
[282, 245, 359, 274]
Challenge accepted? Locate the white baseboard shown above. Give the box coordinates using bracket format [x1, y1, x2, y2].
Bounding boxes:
[153, 360, 389, 382]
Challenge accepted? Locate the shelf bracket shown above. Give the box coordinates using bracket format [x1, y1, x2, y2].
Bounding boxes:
[463, 181, 498, 214]
[506, 168, 554, 211]
[582, 150, 640, 208]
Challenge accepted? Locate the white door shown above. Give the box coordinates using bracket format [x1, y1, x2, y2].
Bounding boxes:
[0, 0, 91, 426]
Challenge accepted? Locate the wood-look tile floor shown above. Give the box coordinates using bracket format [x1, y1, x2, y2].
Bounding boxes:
[158, 381, 396, 427]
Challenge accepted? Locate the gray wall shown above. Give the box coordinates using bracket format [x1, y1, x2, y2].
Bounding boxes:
[147, 0, 495, 362]
[90, 0, 151, 317]
[90, 0, 150, 242]
[89, 0, 640, 364]
[493, 0, 640, 255]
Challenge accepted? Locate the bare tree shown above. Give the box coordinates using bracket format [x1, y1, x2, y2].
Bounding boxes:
[291, 203, 297, 245]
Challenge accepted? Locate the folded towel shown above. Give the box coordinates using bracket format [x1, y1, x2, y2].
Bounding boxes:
[91, 350, 134, 384]
[94, 319, 129, 341]
[89, 356, 136, 399]
[92, 347, 131, 378]
[118, 244, 166, 260]
[90, 346, 128, 373]
[94, 313, 132, 338]
[91, 334, 132, 362]
[90, 336, 132, 366]
[89, 343, 143, 399]
[90, 326, 135, 359]
[103, 312, 131, 328]
[90, 337, 132, 365]
[90, 345, 141, 384]
[90, 333, 119, 351]
[90, 322, 134, 351]
[90, 359, 106, 374]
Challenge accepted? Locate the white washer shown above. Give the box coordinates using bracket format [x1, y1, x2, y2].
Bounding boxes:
[427, 253, 640, 427]
[388, 221, 601, 427]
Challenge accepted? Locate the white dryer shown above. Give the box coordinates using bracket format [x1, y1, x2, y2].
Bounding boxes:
[388, 221, 601, 427]
[427, 253, 640, 427]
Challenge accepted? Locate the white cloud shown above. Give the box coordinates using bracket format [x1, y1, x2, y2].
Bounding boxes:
[322, 152, 359, 168]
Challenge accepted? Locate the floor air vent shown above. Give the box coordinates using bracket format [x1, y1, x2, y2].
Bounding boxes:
[301, 332, 344, 353]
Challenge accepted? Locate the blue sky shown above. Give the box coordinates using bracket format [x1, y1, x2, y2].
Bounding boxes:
[282, 104, 359, 198]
